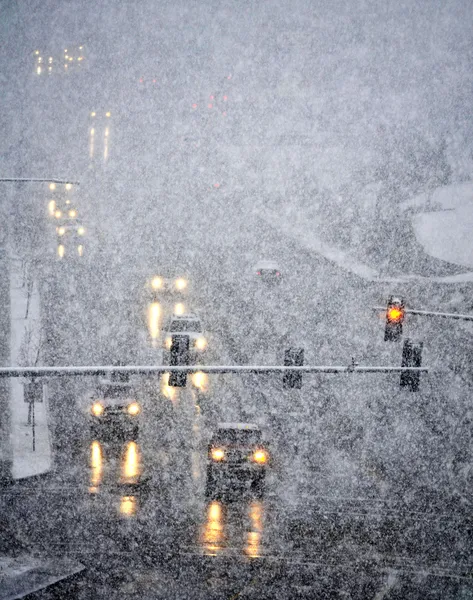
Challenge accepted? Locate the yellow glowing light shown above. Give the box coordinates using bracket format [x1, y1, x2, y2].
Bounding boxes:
[91, 402, 104, 416]
[195, 337, 207, 351]
[127, 402, 140, 416]
[192, 371, 208, 392]
[77, 226, 85, 235]
[38, 57, 43, 63]
[48, 57, 53, 63]
[65, 199, 71, 205]
[36, 67, 42, 75]
[164, 336, 172, 350]
[201, 501, 225, 556]
[174, 302, 185, 315]
[121, 441, 141, 483]
[119, 495, 137, 516]
[79, 46, 83, 50]
[90, 440, 103, 488]
[104, 127, 109, 137]
[387, 307, 403, 322]
[57, 226, 66, 236]
[211, 448, 225, 462]
[34, 50, 40, 55]
[54, 210, 62, 219]
[175, 278, 187, 290]
[147, 302, 161, 340]
[161, 372, 177, 402]
[48, 67, 52, 72]
[245, 500, 263, 557]
[105, 111, 111, 117]
[57, 244, 65, 258]
[68, 209, 77, 218]
[48, 200, 56, 216]
[69, 56, 73, 61]
[252, 449, 267, 464]
[77, 245, 84, 257]
[151, 276, 163, 290]
[90, 111, 96, 117]
[77, 56, 83, 61]
[49, 182, 56, 191]
[65, 183, 72, 190]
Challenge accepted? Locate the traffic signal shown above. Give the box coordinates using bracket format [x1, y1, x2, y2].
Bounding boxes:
[169, 334, 190, 387]
[400, 338, 423, 392]
[283, 347, 304, 389]
[384, 296, 405, 342]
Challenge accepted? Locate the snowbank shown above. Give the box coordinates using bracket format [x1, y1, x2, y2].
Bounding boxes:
[403, 182, 473, 269]
[259, 210, 473, 284]
[9, 260, 52, 480]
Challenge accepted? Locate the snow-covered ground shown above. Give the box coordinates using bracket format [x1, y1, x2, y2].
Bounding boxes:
[402, 181, 473, 269]
[256, 181, 473, 284]
[10, 259, 52, 480]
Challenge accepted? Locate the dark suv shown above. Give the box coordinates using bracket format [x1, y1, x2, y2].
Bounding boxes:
[206, 423, 269, 497]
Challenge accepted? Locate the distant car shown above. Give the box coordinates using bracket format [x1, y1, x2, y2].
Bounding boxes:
[254, 260, 282, 283]
[56, 223, 86, 258]
[88, 373, 141, 441]
[163, 313, 207, 356]
[148, 274, 189, 299]
[206, 423, 269, 497]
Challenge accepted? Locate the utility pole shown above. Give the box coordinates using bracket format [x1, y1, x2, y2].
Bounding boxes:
[0, 185, 12, 482]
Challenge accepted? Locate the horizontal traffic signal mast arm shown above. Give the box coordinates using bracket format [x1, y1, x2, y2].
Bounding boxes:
[0, 178, 80, 185]
[0, 364, 429, 378]
[373, 306, 473, 322]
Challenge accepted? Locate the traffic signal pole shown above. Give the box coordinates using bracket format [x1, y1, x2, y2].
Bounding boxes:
[0, 364, 429, 378]
[373, 306, 473, 322]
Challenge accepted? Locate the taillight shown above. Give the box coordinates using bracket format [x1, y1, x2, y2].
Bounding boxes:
[256, 271, 261, 275]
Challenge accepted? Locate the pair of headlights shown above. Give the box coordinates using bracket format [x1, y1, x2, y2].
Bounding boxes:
[210, 447, 268, 464]
[91, 401, 140, 417]
[164, 336, 207, 350]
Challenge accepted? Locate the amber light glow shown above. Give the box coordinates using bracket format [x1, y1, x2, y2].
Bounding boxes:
[252, 449, 267, 464]
[387, 307, 403, 322]
[211, 448, 225, 461]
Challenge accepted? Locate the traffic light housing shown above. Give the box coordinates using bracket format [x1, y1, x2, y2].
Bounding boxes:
[283, 348, 304, 389]
[384, 296, 405, 342]
[400, 338, 423, 391]
[169, 334, 190, 387]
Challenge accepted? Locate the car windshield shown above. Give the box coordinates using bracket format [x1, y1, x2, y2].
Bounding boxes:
[169, 319, 201, 332]
[213, 429, 262, 445]
[4, 1, 472, 598]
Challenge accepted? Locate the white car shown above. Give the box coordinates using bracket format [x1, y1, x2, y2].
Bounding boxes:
[254, 260, 282, 283]
[87, 374, 141, 440]
[163, 313, 207, 353]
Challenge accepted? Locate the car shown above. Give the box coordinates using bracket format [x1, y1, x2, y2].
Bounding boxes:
[206, 423, 269, 497]
[56, 223, 85, 258]
[254, 260, 282, 283]
[148, 273, 189, 299]
[163, 313, 207, 355]
[88, 373, 141, 441]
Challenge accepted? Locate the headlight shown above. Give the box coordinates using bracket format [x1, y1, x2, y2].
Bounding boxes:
[68, 209, 77, 218]
[91, 402, 104, 416]
[77, 226, 85, 236]
[57, 226, 66, 236]
[195, 337, 207, 350]
[127, 402, 140, 416]
[164, 336, 172, 350]
[175, 278, 187, 290]
[54, 209, 62, 219]
[174, 302, 185, 315]
[211, 448, 225, 462]
[151, 276, 163, 290]
[252, 449, 268, 464]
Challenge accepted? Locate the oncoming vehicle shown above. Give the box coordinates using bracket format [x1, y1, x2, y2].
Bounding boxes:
[56, 223, 85, 258]
[88, 373, 141, 441]
[254, 260, 282, 283]
[163, 313, 207, 356]
[206, 423, 269, 497]
[148, 274, 189, 299]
